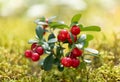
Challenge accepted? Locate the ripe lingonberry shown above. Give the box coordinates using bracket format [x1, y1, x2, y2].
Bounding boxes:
[71, 47, 83, 57]
[24, 50, 32, 58]
[67, 33, 77, 44]
[57, 30, 68, 42]
[31, 43, 38, 50]
[31, 53, 40, 61]
[71, 25, 80, 35]
[71, 58, 80, 68]
[61, 57, 72, 67]
[35, 46, 44, 55]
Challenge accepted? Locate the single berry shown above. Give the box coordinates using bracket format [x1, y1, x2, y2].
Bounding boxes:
[31, 53, 40, 61]
[57, 30, 68, 42]
[24, 50, 32, 58]
[35, 46, 44, 55]
[67, 33, 77, 44]
[71, 47, 83, 57]
[71, 25, 80, 35]
[71, 58, 80, 68]
[31, 43, 38, 50]
[61, 57, 72, 67]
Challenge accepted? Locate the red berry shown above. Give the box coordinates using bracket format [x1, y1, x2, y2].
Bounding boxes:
[61, 57, 72, 67]
[24, 50, 32, 58]
[31, 43, 38, 50]
[71, 48, 83, 57]
[35, 46, 44, 55]
[31, 53, 40, 61]
[57, 30, 68, 42]
[67, 33, 77, 44]
[71, 25, 80, 35]
[71, 58, 80, 68]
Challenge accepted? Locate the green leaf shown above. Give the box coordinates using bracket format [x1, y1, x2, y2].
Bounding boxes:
[56, 46, 63, 58]
[88, 54, 99, 56]
[86, 34, 94, 41]
[35, 25, 44, 39]
[43, 54, 54, 71]
[71, 14, 81, 24]
[42, 42, 50, 50]
[81, 26, 101, 31]
[85, 48, 99, 54]
[48, 38, 57, 43]
[48, 33, 56, 49]
[48, 16, 57, 23]
[78, 34, 86, 43]
[28, 39, 38, 44]
[53, 58, 60, 65]
[48, 33, 55, 40]
[49, 22, 69, 29]
[40, 16, 46, 22]
[84, 59, 92, 63]
[79, 62, 86, 69]
[75, 43, 83, 49]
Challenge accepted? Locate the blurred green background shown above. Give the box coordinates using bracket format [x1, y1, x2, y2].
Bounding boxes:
[0, 0, 120, 81]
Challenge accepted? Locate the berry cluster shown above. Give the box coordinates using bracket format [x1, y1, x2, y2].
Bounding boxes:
[24, 43, 44, 61]
[57, 25, 79, 44]
[57, 25, 82, 68]
[24, 14, 101, 71]
[61, 47, 82, 68]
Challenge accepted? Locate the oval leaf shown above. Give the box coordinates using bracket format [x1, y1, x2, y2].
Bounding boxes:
[85, 48, 99, 54]
[43, 55, 54, 71]
[48, 33, 55, 40]
[78, 34, 86, 42]
[48, 38, 57, 43]
[84, 59, 92, 63]
[35, 25, 44, 39]
[71, 14, 81, 24]
[86, 34, 94, 41]
[81, 26, 101, 31]
[28, 39, 38, 44]
[48, 16, 57, 23]
[49, 22, 69, 29]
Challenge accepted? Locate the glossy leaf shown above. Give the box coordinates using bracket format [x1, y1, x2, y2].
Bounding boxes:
[35, 25, 44, 39]
[75, 43, 83, 49]
[81, 26, 101, 31]
[28, 39, 38, 44]
[84, 59, 92, 63]
[78, 34, 86, 43]
[56, 46, 63, 58]
[86, 34, 94, 41]
[49, 22, 69, 29]
[48, 16, 57, 23]
[48, 33, 55, 40]
[85, 48, 99, 54]
[48, 38, 57, 43]
[43, 54, 54, 71]
[71, 14, 81, 24]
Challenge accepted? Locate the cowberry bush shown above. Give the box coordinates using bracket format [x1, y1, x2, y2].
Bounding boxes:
[24, 14, 101, 71]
